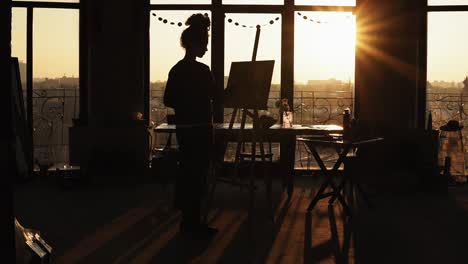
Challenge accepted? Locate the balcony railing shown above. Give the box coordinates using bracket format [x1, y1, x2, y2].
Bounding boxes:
[31, 88, 79, 166]
[427, 92, 468, 129]
[150, 89, 354, 126]
[34, 88, 468, 171]
[150, 88, 354, 168]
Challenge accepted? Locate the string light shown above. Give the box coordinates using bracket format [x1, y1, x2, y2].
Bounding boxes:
[297, 12, 353, 25]
[297, 12, 327, 24]
[225, 15, 280, 29]
[151, 12, 352, 28]
[151, 12, 281, 29]
[151, 12, 210, 27]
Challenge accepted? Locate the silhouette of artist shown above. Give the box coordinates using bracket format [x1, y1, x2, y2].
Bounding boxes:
[163, 13, 217, 238]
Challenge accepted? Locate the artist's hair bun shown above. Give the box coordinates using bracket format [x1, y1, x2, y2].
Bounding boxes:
[186, 13, 210, 30]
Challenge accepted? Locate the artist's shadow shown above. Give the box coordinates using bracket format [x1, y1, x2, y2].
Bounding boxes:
[304, 205, 354, 264]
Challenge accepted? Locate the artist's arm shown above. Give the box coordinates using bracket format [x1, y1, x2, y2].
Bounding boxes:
[163, 69, 177, 108]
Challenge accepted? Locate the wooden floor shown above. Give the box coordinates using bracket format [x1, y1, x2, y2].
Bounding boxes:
[14, 176, 468, 263]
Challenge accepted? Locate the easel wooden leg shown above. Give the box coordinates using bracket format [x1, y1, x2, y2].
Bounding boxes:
[248, 112, 257, 239]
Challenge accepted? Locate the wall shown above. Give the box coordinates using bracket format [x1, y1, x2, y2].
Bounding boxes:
[71, 0, 149, 183]
[2, 0, 16, 261]
[85, 0, 147, 125]
[354, 0, 433, 191]
[355, 0, 426, 133]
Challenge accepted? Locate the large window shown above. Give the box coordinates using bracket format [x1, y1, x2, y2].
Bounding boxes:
[149, 1, 356, 168]
[224, 13, 281, 122]
[33, 9, 79, 165]
[12, 1, 80, 166]
[294, 11, 355, 126]
[427, 3, 468, 177]
[293, 10, 355, 169]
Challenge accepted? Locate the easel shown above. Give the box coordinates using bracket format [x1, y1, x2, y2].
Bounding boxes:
[228, 26, 274, 232]
[204, 26, 274, 242]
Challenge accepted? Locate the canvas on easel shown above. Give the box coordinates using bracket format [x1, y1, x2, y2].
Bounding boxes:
[223, 60, 274, 110]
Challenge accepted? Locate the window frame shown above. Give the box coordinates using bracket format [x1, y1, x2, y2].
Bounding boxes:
[420, 2, 468, 127]
[12, 1, 82, 165]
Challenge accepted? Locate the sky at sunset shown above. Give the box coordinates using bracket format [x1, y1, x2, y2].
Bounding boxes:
[10, 0, 468, 84]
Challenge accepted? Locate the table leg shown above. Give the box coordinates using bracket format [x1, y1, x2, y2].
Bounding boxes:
[307, 177, 334, 211]
[307, 144, 352, 215]
[281, 135, 296, 199]
[329, 176, 347, 204]
[308, 176, 351, 215]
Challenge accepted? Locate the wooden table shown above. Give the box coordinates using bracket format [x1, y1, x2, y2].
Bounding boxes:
[155, 123, 343, 198]
[155, 123, 342, 137]
[297, 137, 384, 215]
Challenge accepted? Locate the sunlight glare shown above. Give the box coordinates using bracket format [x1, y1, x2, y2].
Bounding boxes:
[294, 12, 356, 83]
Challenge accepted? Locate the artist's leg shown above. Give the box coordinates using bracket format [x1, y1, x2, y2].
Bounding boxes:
[176, 128, 200, 229]
[176, 127, 217, 236]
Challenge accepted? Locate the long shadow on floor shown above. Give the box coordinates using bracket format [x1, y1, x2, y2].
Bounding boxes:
[303, 205, 354, 264]
[149, 189, 292, 263]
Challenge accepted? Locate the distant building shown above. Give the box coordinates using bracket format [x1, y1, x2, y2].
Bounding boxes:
[431, 80, 462, 89]
[33, 76, 79, 89]
[306, 79, 352, 92]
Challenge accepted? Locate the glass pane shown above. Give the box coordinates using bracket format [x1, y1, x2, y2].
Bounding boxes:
[295, 0, 355, 6]
[13, 0, 79, 2]
[151, 0, 211, 4]
[33, 9, 79, 165]
[12, 8, 27, 101]
[223, 0, 283, 4]
[225, 13, 281, 122]
[224, 13, 281, 162]
[427, 12, 468, 177]
[294, 11, 355, 168]
[427, 13, 468, 88]
[429, 0, 468, 5]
